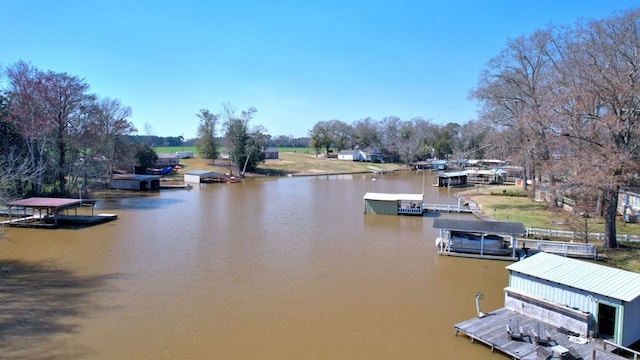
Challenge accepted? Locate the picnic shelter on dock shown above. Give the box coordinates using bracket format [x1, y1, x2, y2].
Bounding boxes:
[363, 193, 423, 215]
[2, 197, 116, 228]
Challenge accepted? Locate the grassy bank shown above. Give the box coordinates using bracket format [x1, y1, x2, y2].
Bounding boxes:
[176, 152, 403, 177]
[459, 186, 640, 272]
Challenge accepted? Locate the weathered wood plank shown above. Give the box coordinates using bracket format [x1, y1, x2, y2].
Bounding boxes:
[454, 307, 627, 360]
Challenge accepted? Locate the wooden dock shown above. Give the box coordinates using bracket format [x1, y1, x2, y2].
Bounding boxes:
[454, 307, 627, 360]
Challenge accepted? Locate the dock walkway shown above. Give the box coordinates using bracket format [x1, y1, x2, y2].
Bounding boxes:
[455, 307, 626, 360]
[422, 203, 473, 213]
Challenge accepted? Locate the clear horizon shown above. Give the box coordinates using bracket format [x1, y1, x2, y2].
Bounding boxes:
[2, 1, 638, 139]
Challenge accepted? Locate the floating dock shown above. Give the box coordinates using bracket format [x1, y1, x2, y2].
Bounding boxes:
[455, 307, 627, 360]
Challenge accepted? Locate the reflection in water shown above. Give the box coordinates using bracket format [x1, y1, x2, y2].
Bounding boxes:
[0, 171, 509, 359]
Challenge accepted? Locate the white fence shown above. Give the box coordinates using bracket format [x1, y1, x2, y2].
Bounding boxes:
[526, 227, 640, 243]
[518, 239, 597, 259]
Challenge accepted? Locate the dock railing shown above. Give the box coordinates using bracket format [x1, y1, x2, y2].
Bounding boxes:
[516, 238, 597, 259]
[397, 207, 423, 215]
[422, 203, 471, 213]
[526, 227, 640, 243]
[600, 340, 640, 360]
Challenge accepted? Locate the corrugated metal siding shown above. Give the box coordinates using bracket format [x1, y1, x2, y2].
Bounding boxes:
[507, 252, 640, 302]
[363, 199, 397, 215]
[510, 273, 599, 313]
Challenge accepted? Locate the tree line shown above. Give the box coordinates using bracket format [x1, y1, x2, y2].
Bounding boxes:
[472, 8, 640, 249]
[306, 117, 474, 163]
[0, 60, 138, 200]
[303, 8, 640, 249]
[3, 8, 640, 248]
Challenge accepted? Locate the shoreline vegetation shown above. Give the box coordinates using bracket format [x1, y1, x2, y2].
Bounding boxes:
[171, 152, 639, 272]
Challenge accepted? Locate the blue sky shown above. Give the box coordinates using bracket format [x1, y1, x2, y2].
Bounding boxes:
[2, 1, 638, 139]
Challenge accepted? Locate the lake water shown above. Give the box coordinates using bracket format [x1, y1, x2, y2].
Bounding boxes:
[0, 171, 510, 359]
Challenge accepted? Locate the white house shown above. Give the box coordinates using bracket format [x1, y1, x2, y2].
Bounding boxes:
[337, 150, 361, 161]
[505, 252, 640, 347]
[338, 146, 383, 162]
[359, 146, 383, 162]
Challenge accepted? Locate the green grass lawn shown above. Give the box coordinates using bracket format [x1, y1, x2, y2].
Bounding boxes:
[460, 186, 640, 272]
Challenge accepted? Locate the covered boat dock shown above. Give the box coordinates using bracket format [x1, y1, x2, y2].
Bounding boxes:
[434, 171, 468, 187]
[433, 218, 526, 260]
[184, 170, 239, 183]
[1, 197, 117, 228]
[363, 193, 424, 215]
[110, 174, 160, 190]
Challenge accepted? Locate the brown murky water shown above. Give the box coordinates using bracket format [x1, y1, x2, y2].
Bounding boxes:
[0, 171, 509, 359]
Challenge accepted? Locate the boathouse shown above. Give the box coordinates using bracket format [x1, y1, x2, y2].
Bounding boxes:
[505, 252, 640, 347]
[434, 171, 468, 187]
[110, 174, 160, 190]
[363, 193, 423, 215]
[184, 170, 227, 183]
[466, 168, 506, 185]
[414, 159, 448, 170]
[454, 252, 640, 359]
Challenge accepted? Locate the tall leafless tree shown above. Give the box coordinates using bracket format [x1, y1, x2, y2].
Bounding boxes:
[547, 9, 640, 249]
[471, 29, 556, 190]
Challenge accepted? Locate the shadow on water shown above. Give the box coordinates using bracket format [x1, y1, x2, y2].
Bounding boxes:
[0, 260, 119, 360]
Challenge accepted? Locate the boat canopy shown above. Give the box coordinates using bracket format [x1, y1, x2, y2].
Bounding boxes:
[432, 219, 526, 236]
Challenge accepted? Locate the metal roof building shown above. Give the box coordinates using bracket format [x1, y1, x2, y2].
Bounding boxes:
[363, 193, 423, 216]
[505, 252, 640, 346]
[110, 174, 160, 191]
[184, 170, 226, 183]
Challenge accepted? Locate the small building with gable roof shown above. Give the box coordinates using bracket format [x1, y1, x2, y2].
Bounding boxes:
[363, 192, 423, 215]
[110, 174, 160, 191]
[505, 252, 640, 347]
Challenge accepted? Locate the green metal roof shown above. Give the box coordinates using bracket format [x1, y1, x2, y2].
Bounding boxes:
[506, 252, 640, 302]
